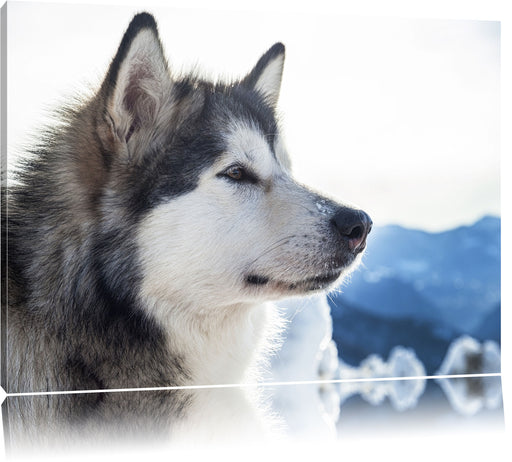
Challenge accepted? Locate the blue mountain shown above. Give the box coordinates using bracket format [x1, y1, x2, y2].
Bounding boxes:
[328, 215, 501, 373]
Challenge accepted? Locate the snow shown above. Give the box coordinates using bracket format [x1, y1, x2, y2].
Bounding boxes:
[337, 347, 426, 411]
[435, 335, 502, 416]
[315, 199, 331, 216]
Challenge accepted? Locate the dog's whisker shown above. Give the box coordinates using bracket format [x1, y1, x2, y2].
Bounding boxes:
[248, 235, 297, 267]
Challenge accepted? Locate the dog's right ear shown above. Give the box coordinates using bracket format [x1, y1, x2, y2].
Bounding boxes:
[97, 13, 171, 161]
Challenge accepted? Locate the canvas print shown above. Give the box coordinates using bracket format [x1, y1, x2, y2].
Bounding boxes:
[0, 1, 501, 441]
[0, 1, 504, 458]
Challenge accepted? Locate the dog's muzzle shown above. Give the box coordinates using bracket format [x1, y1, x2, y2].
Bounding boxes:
[331, 207, 372, 252]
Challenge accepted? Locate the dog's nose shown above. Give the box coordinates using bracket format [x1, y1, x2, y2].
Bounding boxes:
[331, 207, 372, 252]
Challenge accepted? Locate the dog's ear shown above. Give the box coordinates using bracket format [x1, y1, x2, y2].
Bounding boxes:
[98, 13, 171, 159]
[242, 43, 285, 108]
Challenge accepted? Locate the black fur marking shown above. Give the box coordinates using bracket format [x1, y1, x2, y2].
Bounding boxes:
[219, 84, 279, 147]
[246, 275, 270, 286]
[64, 354, 106, 393]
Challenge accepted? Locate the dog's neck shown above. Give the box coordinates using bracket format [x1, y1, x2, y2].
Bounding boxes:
[141, 297, 282, 386]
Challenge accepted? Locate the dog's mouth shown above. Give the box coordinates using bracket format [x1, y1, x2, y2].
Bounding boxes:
[246, 270, 343, 293]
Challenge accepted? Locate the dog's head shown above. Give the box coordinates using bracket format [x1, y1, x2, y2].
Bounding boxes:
[93, 13, 371, 309]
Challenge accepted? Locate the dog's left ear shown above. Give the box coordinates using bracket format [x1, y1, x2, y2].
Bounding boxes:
[242, 43, 285, 108]
[98, 13, 171, 159]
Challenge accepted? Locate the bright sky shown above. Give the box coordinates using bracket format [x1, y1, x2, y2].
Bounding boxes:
[6, 1, 501, 231]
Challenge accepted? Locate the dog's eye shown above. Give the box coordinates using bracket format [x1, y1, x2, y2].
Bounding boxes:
[226, 166, 244, 181]
[219, 165, 258, 184]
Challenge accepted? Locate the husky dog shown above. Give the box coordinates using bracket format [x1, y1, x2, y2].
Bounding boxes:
[2, 12, 371, 430]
